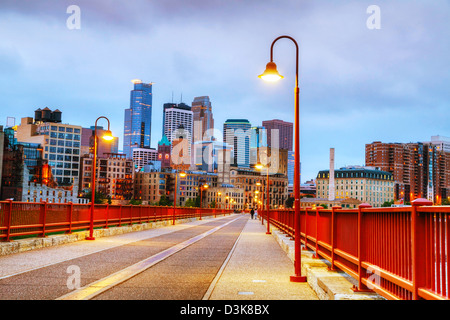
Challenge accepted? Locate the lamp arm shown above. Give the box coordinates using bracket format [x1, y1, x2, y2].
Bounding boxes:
[270, 35, 299, 87]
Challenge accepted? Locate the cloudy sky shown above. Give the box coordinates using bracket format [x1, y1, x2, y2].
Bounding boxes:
[0, 0, 449, 182]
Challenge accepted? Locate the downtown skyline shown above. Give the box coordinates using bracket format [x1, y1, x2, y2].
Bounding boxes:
[0, 0, 449, 182]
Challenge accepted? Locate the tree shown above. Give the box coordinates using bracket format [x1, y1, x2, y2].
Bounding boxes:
[184, 199, 196, 207]
[129, 199, 142, 205]
[158, 195, 172, 206]
[83, 191, 108, 204]
[285, 197, 295, 208]
[381, 200, 395, 207]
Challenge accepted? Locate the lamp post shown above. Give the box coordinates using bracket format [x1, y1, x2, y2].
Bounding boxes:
[256, 161, 271, 234]
[259, 35, 306, 282]
[173, 171, 186, 225]
[86, 116, 114, 241]
[215, 191, 221, 217]
[199, 183, 208, 220]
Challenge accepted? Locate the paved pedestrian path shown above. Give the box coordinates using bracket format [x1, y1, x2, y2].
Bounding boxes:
[205, 216, 319, 300]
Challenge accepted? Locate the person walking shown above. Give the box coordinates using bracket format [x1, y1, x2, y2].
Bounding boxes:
[250, 208, 255, 219]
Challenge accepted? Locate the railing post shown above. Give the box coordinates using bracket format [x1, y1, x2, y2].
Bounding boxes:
[329, 206, 341, 271]
[411, 198, 432, 300]
[313, 206, 322, 258]
[139, 205, 142, 224]
[119, 204, 123, 227]
[354, 203, 372, 292]
[105, 203, 109, 229]
[40, 201, 47, 238]
[304, 207, 311, 249]
[67, 202, 73, 234]
[5, 200, 13, 242]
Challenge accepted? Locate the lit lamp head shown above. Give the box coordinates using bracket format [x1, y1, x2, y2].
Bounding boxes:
[102, 130, 114, 141]
[258, 61, 283, 82]
[255, 162, 264, 170]
[179, 172, 187, 178]
[203, 184, 209, 189]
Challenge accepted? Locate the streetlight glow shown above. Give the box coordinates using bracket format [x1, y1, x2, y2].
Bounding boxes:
[102, 130, 114, 141]
[259, 62, 283, 82]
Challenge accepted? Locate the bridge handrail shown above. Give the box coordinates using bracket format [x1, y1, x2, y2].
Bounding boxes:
[261, 202, 449, 300]
[0, 200, 232, 243]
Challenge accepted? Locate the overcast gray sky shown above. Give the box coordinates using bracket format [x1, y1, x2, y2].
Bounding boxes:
[0, 0, 449, 182]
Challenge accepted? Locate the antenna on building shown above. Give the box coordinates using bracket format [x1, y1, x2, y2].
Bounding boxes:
[180, 93, 183, 103]
[171, 91, 174, 103]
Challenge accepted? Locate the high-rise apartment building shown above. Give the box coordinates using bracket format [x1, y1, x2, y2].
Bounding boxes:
[223, 119, 251, 168]
[124, 80, 153, 159]
[365, 140, 450, 203]
[262, 119, 293, 151]
[192, 96, 214, 142]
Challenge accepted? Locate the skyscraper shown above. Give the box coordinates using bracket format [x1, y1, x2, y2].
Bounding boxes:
[163, 102, 193, 165]
[262, 119, 293, 151]
[223, 119, 251, 168]
[123, 80, 153, 159]
[192, 96, 214, 142]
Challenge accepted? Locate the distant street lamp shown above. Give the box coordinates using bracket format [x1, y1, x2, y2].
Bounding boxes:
[255, 161, 271, 234]
[173, 171, 186, 225]
[259, 35, 306, 282]
[86, 116, 114, 241]
[215, 191, 222, 217]
[199, 183, 208, 220]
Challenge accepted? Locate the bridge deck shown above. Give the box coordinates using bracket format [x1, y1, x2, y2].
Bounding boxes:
[0, 214, 318, 300]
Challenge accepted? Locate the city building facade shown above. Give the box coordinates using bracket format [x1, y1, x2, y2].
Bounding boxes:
[365, 140, 450, 203]
[316, 166, 395, 207]
[15, 110, 82, 186]
[262, 119, 293, 151]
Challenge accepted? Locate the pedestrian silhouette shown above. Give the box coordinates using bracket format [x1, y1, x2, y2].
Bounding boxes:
[250, 208, 255, 219]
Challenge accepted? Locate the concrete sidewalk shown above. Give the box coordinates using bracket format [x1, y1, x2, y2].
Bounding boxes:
[205, 217, 319, 300]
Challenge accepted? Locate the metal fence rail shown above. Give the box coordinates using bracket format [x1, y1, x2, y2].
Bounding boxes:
[0, 200, 231, 242]
[264, 199, 449, 300]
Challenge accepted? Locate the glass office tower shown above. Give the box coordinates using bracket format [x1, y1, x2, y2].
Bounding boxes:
[124, 80, 153, 159]
[223, 119, 251, 168]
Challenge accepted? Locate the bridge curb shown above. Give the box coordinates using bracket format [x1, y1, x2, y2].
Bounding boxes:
[0, 216, 214, 257]
[268, 223, 385, 300]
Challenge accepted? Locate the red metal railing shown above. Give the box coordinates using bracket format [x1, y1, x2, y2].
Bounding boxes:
[264, 199, 449, 300]
[0, 200, 231, 242]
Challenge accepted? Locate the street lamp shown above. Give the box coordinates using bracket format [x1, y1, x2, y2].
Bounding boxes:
[173, 171, 186, 225]
[215, 191, 222, 217]
[86, 116, 113, 241]
[259, 35, 306, 282]
[256, 161, 271, 234]
[199, 183, 208, 220]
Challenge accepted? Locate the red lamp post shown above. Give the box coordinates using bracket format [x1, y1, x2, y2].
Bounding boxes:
[259, 35, 306, 282]
[86, 116, 113, 241]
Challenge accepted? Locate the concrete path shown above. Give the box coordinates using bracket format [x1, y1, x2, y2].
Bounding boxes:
[205, 216, 319, 300]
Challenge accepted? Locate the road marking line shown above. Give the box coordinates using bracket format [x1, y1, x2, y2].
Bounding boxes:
[56, 216, 243, 300]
